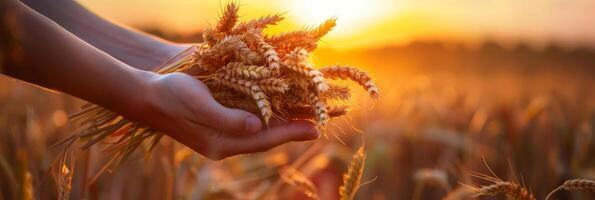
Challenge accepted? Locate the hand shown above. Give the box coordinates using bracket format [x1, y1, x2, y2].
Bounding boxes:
[130, 72, 320, 160]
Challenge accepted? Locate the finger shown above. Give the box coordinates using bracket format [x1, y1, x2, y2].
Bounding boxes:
[197, 95, 262, 135]
[218, 120, 319, 157]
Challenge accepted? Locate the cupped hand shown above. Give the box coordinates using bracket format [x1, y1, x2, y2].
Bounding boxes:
[131, 72, 319, 160]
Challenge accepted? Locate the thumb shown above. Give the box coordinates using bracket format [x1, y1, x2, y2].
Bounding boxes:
[201, 97, 263, 135]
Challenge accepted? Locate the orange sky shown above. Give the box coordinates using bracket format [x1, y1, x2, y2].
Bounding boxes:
[78, 0, 595, 49]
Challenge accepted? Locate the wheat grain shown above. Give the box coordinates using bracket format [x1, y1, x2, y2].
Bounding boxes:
[308, 91, 329, 128]
[546, 179, 595, 200]
[221, 62, 271, 79]
[259, 40, 281, 73]
[258, 78, 289, 94]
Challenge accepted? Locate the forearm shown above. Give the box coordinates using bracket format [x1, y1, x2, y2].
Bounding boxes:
[20, 0, 188, 71]
[3, 1, 152, 117]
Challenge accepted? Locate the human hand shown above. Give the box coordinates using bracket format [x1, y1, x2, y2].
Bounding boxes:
[128, 72, 320, 160]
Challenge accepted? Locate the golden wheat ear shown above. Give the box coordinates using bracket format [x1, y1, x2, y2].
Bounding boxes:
[232, 13, 285, 34]
[320, 65, 379, 98]
[339, 145, 367, 200]
[472, 181, 535, 200]
[283, 48, 329, 93]
[309, 17, 337, 40]
[216, 2, 239, 34]
[208, 73, 273, 124]
[546, 179, 595, 200]
[220, 62, 271, 80]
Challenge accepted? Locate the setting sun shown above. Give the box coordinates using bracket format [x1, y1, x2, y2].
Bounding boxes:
[285, 0, 392, 36]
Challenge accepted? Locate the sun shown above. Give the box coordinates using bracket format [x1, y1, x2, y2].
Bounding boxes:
[287, 0, 390, 35]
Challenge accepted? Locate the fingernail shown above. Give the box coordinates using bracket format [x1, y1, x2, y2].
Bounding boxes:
[245, 116, 262, 134]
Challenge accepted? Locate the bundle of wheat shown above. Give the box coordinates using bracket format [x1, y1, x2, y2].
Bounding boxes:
[63, 2, 378, 161]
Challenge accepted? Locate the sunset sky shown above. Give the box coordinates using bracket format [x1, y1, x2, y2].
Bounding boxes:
[78, 0, 595, 49]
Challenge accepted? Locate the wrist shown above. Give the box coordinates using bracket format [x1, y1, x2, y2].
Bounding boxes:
[119, 69, 160, 122]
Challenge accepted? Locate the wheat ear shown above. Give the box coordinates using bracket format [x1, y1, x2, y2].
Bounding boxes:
[320, 65, 379, 98]
[232, 14, 284, 34]
[222, 62, 271, 79]
[284, 48, 329, 93]
[546, 179, 595, 200]
[199, 36, 260, 70]
[209, 74, 272, 124]
[308, 91, 329, 128]
[258, 78, 289, 94]
[216, 2, 239, 34]
[240, 29, 282, 72]
[474, 181, 535, 200]
[279, 166, 319, 200]
[339, 145, 366, 200]
[266, 18, 336, 53]
[309, 17, 337, 40]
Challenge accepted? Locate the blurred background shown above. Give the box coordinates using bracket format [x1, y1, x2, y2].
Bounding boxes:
[1, 0, 594, 199]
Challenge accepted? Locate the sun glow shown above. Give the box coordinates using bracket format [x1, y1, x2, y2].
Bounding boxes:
[287, 0, 392, 36]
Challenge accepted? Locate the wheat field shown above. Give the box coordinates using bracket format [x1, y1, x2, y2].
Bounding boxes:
[2, 2, 595, 200]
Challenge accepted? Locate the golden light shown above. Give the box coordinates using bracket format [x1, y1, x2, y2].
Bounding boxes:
[286, 0, 392, 37]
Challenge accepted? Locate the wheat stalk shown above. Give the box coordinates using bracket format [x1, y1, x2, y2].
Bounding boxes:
[339, 145, 367, 200]
[279, 166, 319, 200]
[546, 179, 595, 200]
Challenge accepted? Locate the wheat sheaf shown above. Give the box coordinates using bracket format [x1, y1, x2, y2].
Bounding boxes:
[61, 2, 378, 162]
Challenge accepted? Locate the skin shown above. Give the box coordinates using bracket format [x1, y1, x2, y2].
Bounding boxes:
[1, 0, 319, 160]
